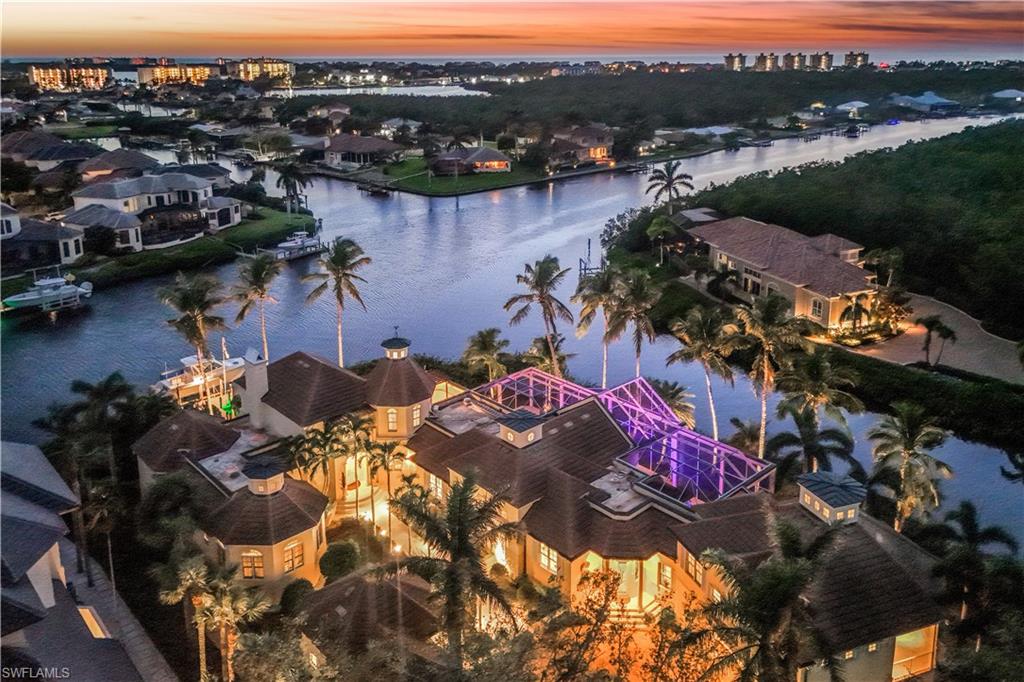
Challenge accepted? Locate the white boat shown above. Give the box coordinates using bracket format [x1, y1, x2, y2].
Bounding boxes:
[276, 231, 320, 250]
[2, 275, 93, 312]
[154, 355, 246, 405]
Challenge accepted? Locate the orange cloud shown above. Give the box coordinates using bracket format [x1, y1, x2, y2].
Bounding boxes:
[1, 1, 1021, 57]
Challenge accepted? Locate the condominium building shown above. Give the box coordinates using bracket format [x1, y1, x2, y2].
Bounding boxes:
[808, 51, 835, 71]
[782, 53, 807, 70]
[845, 51, 870, 68]
[754, 52, 779, 72]
[136, 64, 214, 85]
[226, 59, 295, 82]
[27, 65, 111, 91]
[723, 53, 746, 71]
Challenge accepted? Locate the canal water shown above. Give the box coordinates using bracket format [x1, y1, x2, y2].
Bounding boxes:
[4, 115, 1020, 537]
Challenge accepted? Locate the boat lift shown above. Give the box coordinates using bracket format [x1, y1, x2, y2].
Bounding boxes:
[578, 238, 605, 279]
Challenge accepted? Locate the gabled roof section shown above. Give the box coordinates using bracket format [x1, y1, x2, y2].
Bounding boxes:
[62, 204, 142, 230]
[1, 442, 78, 513]
[78, 148, 159, 173]
[131, 410, 241, 474]
[261, 351, 368, 427]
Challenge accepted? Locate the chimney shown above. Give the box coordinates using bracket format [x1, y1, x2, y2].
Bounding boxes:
[497, 411, 544, 448]
[796, 472, 867, 526]
[243, 348, 268, 428]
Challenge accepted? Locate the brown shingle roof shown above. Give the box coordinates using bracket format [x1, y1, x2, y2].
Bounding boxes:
[689, 217, 874, 297]
[260, 352, 368, 427]
[364, 357, 436, 407]
[78, 148, 159, 173]
[326, 134, 403, 155]
[201, 477, 327, 545]
[131, 410, 240, 474]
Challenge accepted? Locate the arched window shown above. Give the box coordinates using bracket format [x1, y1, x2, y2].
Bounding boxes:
[386, 408, 398, 432]
[241, 550, 264, 579]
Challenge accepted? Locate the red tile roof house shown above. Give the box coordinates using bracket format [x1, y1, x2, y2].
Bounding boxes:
[689, 216, 876, 330]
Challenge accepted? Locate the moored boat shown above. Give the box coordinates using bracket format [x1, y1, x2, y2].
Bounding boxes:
[2, 272, 93, 312]
[154, 355, 245, 408]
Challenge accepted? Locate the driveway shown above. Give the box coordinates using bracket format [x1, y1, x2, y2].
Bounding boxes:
[851, 294, 1024, 384]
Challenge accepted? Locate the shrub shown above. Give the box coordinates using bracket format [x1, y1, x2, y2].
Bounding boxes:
[279, 578, 314, 615]
[320, 541, 360, 582]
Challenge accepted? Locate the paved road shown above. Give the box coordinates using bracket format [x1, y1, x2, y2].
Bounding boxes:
[852, 295, 1024, 384]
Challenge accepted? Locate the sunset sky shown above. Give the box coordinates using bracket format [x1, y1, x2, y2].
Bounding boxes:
[2, 1, 1022, 60]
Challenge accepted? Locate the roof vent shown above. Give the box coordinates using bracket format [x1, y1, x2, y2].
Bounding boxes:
[796, 472, 866, 526]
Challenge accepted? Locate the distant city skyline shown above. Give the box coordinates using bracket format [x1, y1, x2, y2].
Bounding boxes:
[2, 1, 1022, 60]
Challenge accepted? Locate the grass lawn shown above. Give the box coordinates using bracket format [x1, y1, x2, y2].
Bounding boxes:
[381, 157, 545, 195]
[212, 209, 314, 251]
[47, 124, 120, 139]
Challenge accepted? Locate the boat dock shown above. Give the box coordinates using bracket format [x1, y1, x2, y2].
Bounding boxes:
[256, 240, 327, 261]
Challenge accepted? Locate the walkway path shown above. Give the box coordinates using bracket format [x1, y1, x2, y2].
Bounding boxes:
[851, 294, 1024, 384]
[60, 538, 180, 682]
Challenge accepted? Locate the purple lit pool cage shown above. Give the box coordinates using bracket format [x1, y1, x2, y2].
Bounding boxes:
[474, 368, 775, 507]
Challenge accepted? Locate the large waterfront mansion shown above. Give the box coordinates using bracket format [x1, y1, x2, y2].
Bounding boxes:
[131, 336, 943, 681]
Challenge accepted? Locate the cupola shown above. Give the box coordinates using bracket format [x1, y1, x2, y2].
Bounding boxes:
[796, 471, 867, 526]
[243, 457, 286, 496]
[381, 336, 411, 360]
[497, 411, 544, 448]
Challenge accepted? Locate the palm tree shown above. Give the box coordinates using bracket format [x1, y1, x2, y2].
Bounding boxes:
[707, 266, 740, 299]
[645, 160, 693, 215]
[649, 378, 696, 428]
[303, 238, 371, 368]
[504, 255, 574, 379]
[915, 314, 947, 366]
[159, 272, 227, 413]
[864, 247, 904, 287]
[683, 523, 842, 682]
[774, 350, 864, 427]
[607, 270, 663, 378]
[232, 255, 283, 362]
[394, 473, 430, 554]
[366, 440, 406, 544]
[198, 577, 270, 682]
[83, 478, 120, 597]
[462, 328, 510, 381]
[286, 425, 341, 495]
[868, 401, 951, 531]
[67, 372, 134, 488]
[573, 267, 623, 388]
[155, 554, 218, 680]
[385, 473, 519, 670]
[274, 161, 312, 213]
[934, 324, 958, 366]
[667, 306, 740, 440]
[645, 216, 677, 266]
[335, 413, 373, 518]
[445, 130, 475, 150]
[524, 334, 575, 376]
[1001, 451, 1024, 485]
[839, 292, 872, 332]
[924, 502, 1018, 630]
[734, 295, 818, 458]
[767, 406, 860, 482]
[726, 417, 761, 457]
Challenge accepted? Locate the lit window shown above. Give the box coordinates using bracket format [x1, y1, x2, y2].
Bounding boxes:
[843, 650, 854, 660]
[867, 642, 878, 653]
[241, 550, 264, 579]
[848, 508, 856, 519]
[284, 542, 304, 572]
[836, 510, 845, 520]
[494, 537, 508, 567]
[428, 473, 444, 498]
[309, 653, 319, 669]
[316, 520, 324, 549]
[412, 404, 422, 428]
[658, 563, 672, 591]
[386, 408, 398, 432]
[686, 552, 704, 586]
[811, 299, 824, 318]
[712, 588, 723, 602]
[822, 508, 831, 519]
[539, 542, 558, 573]
[814, 500, 821, 511]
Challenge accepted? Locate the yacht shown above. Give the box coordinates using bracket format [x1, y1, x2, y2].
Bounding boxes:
[2, 274, 93, 312]
[276, 231, 321, 249]
[155, 355, 245, 406]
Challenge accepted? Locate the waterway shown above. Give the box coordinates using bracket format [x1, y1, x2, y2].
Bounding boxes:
[4, 115, 1020, 536]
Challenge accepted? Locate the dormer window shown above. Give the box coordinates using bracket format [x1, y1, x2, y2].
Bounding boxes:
[797, 472, 867, 526]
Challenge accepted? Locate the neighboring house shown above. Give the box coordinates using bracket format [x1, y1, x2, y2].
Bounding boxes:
[22, 142, 102, 172]
[1, 203, 84, 272]
[149, 163, 233, 189]
[61, 204, 143, 252]
[307, 103, 351, 119]
[77, 148, 160, 182]
[1, 441, 144, 681]
[682, 125, 737, 140]
[991, 88, 1024, 103]
[688, 216, 876, 329]
[0, 131, 64, 163]
[323, 134, 404, 168]
[430, 147, 512, 175]
[552, 125, 613, 163]
[835, 100, 870, 118]
[890, 91, 960, 113]
[379, 118, 422, 139]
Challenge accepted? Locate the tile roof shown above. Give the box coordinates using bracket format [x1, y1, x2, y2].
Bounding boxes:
[25, 142, 102, 162]
[71, 172, 213, 200]
[150, 163, 232, 180]
[62, 204, 142, 230]
[326, 133, 404, 155]
[8, 219, 82, 243]
[364, 356, 436, 407]
[434, 147, 512, 164]
[0, 442, 78, 513]
[689, 217, 874, 297]
[78, 148, 159, 173]
[201, 477, 327, 545]
[131, 409, 240, 474]
[797, 472, 868, 507]
[258, 352, 368, 427]
[1, 131, 64, 156]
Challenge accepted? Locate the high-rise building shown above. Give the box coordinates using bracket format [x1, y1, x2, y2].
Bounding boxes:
[27, 64, 111, 90]
[809, 52, 834, 71]
[226, 59, 296, 82]
[137, 64, 214, 85]
[845, 51, 870, 68]
[723, 53, 746, 71]
[754, 53, 779, 72]
[782, 53, 806, 70]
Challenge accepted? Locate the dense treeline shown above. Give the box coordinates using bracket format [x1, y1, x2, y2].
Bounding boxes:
[274, 67, 1022, 135]
[689, 120, 1024, 338]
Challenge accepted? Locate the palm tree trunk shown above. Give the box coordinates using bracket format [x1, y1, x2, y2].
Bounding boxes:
[336, 301, 344, 368]
[369, 485, 377, 532]
[634, 349, 641, 378]
[70, 465, 94, 585]
[386, 468, 394, 546]
[601, 340, 609, 389]
[106, 447, 120, 491]
[197, 620, 207, 680]
[936, 339, 948, 366]
[220, 624, 230, 682]
[105, 532, 116, 597]
[258, 298, 269, 362]
[703, 368, 719, 441]
[758, 386, 768, 459]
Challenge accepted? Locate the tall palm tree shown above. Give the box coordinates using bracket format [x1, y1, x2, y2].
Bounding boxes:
[286, 426, 341, 495]
[394, 473, 430, 554]
[83, 478, 120, 597]
[573, 267, 623, 388]
[607, 269, 663, 378]
[864, 247, 904, 287]
[385, 474, 519, 670]
[197, 577, 270, 682]
[649, 378, 696, 428]
[725, 417, 761, 457]
[159, 272, 227, 414]
[232, 254, 283, 362]
[645, 216, 677, 266]
[767, 406, 860, 482]
[839, 292, 871, 331]
[366, 440, 406, 545]
[335, 414, 374, 518]
[274, 162, 311, 213]
[774, 350, 864, 427]
[868, 401, 951, 531]
[67, 372, 134, 488]
[303, 238, 371, 368]
[915, 314, 946, 366]
[934, 325, 958, 366]
[667, 306, 740, 440]
[524, 334, 575, 377]
[462, 328, 510, 381]
[155, 554, 219, 680]
[734, 295, 818, 458]
[445, 130, 475, 150]
[645, 160, 693, 215]
[505, 255, 574, 378]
